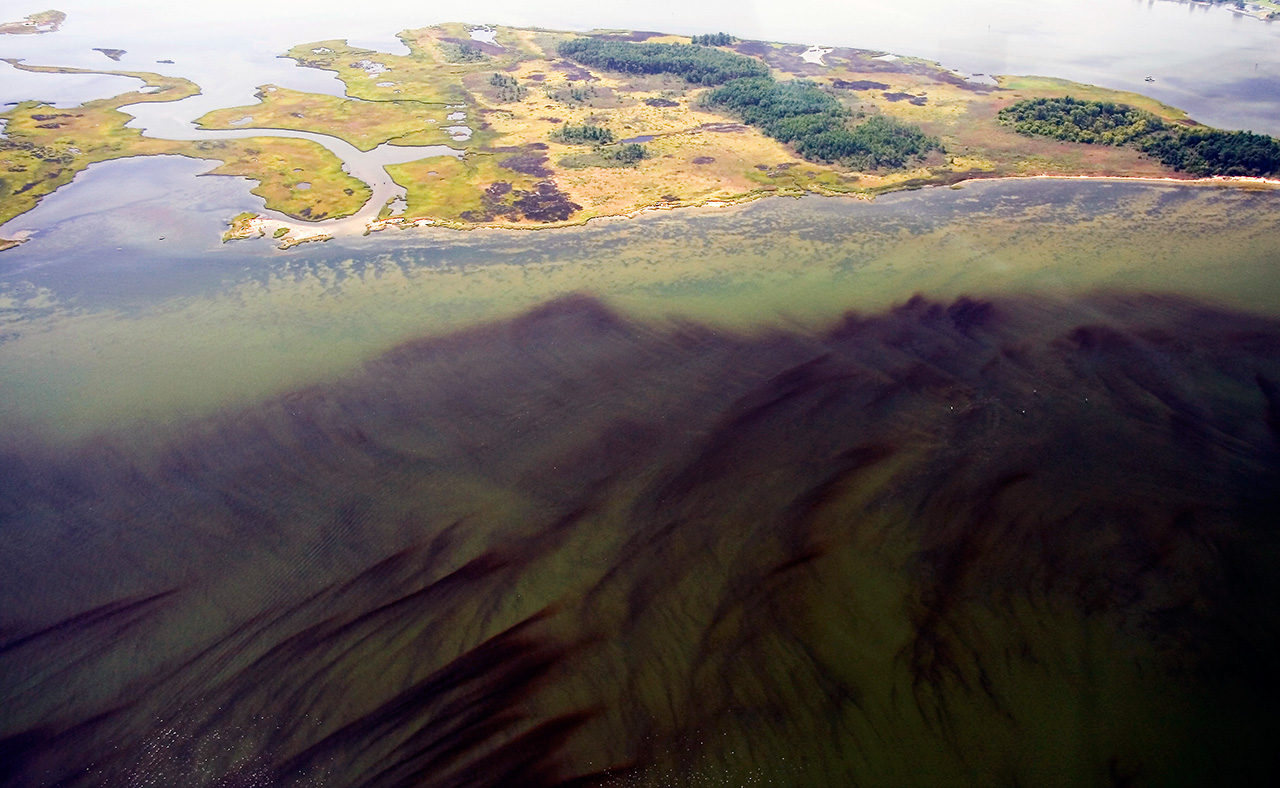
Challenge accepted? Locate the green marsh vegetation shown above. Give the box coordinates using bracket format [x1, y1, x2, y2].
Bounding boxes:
[0, 61, 373, 229]
[195, 86, 456, 152]
[558, 37, 941, 170]
[5, 23, 1274, 244]
[1000, 96, 1280, 177]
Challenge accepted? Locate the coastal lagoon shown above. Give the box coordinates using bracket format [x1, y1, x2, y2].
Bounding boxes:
[2, 3, 1280, 787]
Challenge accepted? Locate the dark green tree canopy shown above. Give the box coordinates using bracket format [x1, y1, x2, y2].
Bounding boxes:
[705, 78, 941, 169]
[999, 96, 1280, 177]
[558, 38, 940, 170]
[550, 123, 615, 144]
[691, 32, 735, 46]
[998, 96, 1166, 145]
[557, 38, 769, 85]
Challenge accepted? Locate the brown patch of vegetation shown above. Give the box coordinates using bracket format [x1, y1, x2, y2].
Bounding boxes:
[831, 79, 888, 91]
[552, 60, 597, 82]
[515, 181, 582, 221]
[439, 36, 504, 56]
[500, 151, 552, 177]
[732, 41, 769, 57]
[456, 179, 581, 223]
[884, 92, 928, 105]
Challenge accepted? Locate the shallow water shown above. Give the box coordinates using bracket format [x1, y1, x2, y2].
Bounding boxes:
[4, 0, 1279, 133]
[2, 179, 1278, 442]
[2, 288, 1278, 787]
[2, 4, 1280, 787]
[0, 61, 144, 108]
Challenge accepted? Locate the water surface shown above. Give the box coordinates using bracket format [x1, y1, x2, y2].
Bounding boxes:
[2, 5, 1279, 786]
[2, 179, 1278, 441]
[5, 0, 1279, 133]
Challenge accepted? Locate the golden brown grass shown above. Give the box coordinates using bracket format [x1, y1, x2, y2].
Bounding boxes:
[2, 25, 1228, 239]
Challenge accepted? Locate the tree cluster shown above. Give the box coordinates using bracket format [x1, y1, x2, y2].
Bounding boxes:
[441, 41, 486, 63]
[998, 97, 1164, 145]
[557, 37, 940, 170]
[1140, 127, 1280, 177]
[489, 73, 527, 102]
[550, 123, 615, 144]
[557, 38, 769, 85]
[999, 96, 1280, 177]
[547, 124, 649, 167]
[559, 85, 598, 104]
[690, 33, 735, 46]
[704, 78, 941, 168]
[606, 142, 648, 164]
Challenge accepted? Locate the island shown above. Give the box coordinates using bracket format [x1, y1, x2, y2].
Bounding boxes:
[0, 9, 65, 35]
[2, 22, 1279, 250]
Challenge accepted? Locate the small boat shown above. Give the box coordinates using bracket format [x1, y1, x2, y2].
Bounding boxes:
[1145, 76, 1155, 82]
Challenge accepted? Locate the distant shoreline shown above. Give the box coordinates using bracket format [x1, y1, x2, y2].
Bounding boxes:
[5, 22, 1280, 251]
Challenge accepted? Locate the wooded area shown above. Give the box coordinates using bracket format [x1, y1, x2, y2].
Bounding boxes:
[705, 77, 941, 168]
[557, 38, 769, 85]
[550, 123, 615, 144]
[690, 33, 735, 46]
[558, 39, 940, 170]
[999, 97, 1280, 177]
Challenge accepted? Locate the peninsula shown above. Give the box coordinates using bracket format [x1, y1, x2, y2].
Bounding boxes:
[2, 22, 1278, 250]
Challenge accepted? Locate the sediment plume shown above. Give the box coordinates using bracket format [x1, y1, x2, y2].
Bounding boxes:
[1, 292, 1277, 787]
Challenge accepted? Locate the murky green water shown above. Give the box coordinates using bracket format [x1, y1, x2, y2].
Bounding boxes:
[3, 179, 1280, 787]
[2, 177, 1277, 441]
[5, 3, 1280, 783]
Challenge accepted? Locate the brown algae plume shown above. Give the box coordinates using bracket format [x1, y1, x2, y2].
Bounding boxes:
[1, 292, 1278, 786]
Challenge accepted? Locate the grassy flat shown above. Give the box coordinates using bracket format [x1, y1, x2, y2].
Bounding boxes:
[1, 61, 373, 232]
[193, 137, 370, 220]
[196, 85, 455, 151]
[361, 27, 1231, 229]
[4, 24, 1264, 244]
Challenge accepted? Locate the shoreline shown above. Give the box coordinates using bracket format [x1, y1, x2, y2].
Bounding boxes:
[1157, 0, 1280, 21]
[216, 171, 1280, 251]
[27, 167, 1274, 255]
[6, 22, 1280, 252]
[945, 172, 1280, 190]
